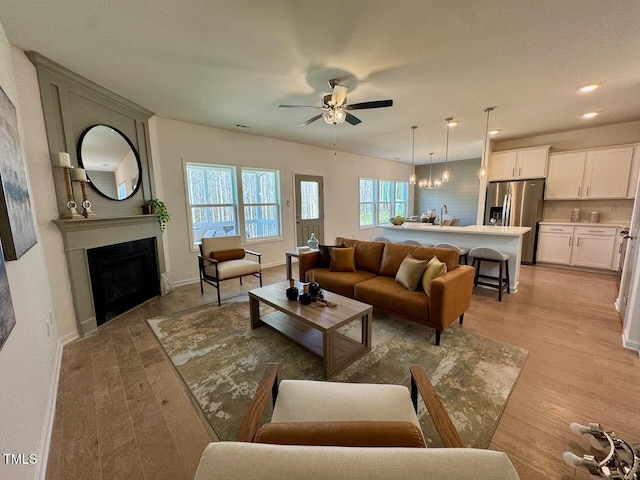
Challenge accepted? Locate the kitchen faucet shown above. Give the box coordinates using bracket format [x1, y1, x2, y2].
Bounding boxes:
[440, 204, 448, 226]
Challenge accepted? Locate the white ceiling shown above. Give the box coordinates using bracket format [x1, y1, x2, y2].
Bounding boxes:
[1, 0, 640, 165]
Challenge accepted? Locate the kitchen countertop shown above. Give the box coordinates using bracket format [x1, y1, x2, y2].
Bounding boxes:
[383, 224, 531, 236]
[539, 221, 627, 228]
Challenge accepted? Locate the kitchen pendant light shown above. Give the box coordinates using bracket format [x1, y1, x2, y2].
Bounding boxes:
[479, 107, 494, 180]
[409, 126, 417, 185]
[442, 118, 453, 183]
[419, 152, 440, 189]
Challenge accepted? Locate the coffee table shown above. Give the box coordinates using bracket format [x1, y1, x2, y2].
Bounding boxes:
[248, 281, 373, 379]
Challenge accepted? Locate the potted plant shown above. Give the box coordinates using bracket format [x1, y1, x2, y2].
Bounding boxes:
[143, 199, 170, 232]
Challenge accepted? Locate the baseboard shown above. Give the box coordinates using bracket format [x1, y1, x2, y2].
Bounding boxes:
[622, 332, 640, 352]
[35, 329, 78, 479]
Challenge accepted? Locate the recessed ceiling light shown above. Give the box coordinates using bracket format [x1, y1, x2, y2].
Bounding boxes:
[489, 129, 501, 135]
[446, 119, 459, 127]
[579, 84, 599, 93]
[582, 112, 599, 119]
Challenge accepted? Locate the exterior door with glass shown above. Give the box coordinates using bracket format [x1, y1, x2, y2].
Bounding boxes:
[295, 174, 324, 246]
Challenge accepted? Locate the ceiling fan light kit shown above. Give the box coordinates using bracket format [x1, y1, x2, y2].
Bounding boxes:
[279, 78, 393, 128]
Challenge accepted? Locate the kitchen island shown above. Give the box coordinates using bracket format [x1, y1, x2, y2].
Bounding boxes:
[382, 224, 531, 292]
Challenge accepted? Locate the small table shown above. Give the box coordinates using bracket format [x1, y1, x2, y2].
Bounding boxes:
[285, 249, 318, 280]
[249, 281, 373, 379]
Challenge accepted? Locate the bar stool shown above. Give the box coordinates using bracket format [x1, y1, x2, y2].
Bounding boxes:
[374, 237, 391, 243]
[401, 239, 422, 246]
[468, 247, 512, 301]
[434, 242, 470, 265]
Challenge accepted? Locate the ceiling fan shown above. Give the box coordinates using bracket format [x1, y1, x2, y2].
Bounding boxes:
[279, 79, 393, 127]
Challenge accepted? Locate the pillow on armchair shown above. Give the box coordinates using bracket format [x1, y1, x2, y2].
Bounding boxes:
[210, 249, 246, 262]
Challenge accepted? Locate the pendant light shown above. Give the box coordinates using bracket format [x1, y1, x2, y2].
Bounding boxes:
[419, 153, 440, 189]
[442, 118, 454, 183]
[479, 107, 494, 180]
[409, 126, 417, 185]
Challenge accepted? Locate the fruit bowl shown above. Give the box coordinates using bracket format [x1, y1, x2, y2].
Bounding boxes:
[389, 216, 406, 225]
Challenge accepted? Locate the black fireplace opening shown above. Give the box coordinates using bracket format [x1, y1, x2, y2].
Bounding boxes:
[87, 238, 160, 326]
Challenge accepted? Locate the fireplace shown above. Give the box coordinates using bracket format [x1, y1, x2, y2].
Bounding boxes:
[87, 238, 159, 325]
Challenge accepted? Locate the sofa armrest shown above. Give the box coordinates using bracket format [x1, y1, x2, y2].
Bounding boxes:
[428, 265, 475, 330]
[297, 251, 321, 281]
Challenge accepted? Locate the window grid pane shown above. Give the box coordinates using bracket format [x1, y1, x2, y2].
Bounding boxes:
[378, 203, 391, 224]
[360, 203, 375, 226]
[300, 181, 319, 220]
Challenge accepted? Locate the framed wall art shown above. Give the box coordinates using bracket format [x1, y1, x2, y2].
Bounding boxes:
[0, 85, 37, 261]
[0, 239, 16, 351]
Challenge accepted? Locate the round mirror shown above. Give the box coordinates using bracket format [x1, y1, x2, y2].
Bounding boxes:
[77, 125, 142, 200]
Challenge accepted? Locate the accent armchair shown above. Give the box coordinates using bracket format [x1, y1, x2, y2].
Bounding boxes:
[194, 363, 521, 480]
[237, 363, 463, 447]
[198, 235, 262, 306]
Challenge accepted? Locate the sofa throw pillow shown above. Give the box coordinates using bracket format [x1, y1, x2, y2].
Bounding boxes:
[421, 256, 447, 295]
[318, 244, 346, 268]
[210, 248, 246, 262]
[330, 247, 356, 272]
[395, 255, 428, 291]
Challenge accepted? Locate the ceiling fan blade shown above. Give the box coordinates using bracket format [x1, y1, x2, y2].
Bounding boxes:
[345, 100, 393, 110]
[345, 112, 362, 125]
[331, 85, 349, 107]
[279, 104, 323, 109]
[299, 114, 324, 127]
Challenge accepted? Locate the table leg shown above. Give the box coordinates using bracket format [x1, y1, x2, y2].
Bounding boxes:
[323, 331, 334, 379]
[361, 310, 372, 349]
[249, 296, 263, 329]
[285, 253, 293, 280]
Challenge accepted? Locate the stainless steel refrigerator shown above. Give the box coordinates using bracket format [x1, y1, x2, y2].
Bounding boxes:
[484, 179, 545, 264]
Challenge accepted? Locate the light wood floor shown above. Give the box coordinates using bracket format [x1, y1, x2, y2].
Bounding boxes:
[45, 264, 640, 480]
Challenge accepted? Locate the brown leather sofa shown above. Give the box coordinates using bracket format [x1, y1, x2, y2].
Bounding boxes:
[298, 237, 475, 345]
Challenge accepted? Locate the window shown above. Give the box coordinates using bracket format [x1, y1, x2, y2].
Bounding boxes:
[359, 178, 376, 227]
[186, 163, 238, 245]
[116, 182, 127, 200]
[242, 168, 281, 240]
[359, 178, 408, 227]
[185, 162, 282, 247]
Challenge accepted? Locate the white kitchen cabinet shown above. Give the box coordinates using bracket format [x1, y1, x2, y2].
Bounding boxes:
[545, 146, 634, 200]
[489, 146, 549, 181]
[584, 147, 633, 198]
[537, 225, 573, 264]
[545, 152, 586, 199]
[571, 227, 617, 269]
[537, 224, 620, 270]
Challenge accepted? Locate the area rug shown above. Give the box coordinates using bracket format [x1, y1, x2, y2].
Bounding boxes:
[147, 298, 528, 447]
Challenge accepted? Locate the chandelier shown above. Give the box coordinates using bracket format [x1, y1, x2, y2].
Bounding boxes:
[419, 153, 441, 189]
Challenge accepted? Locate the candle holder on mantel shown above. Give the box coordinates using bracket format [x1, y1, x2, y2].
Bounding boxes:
[56, 152, 83, 219]
[71, 168, 96, 218]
